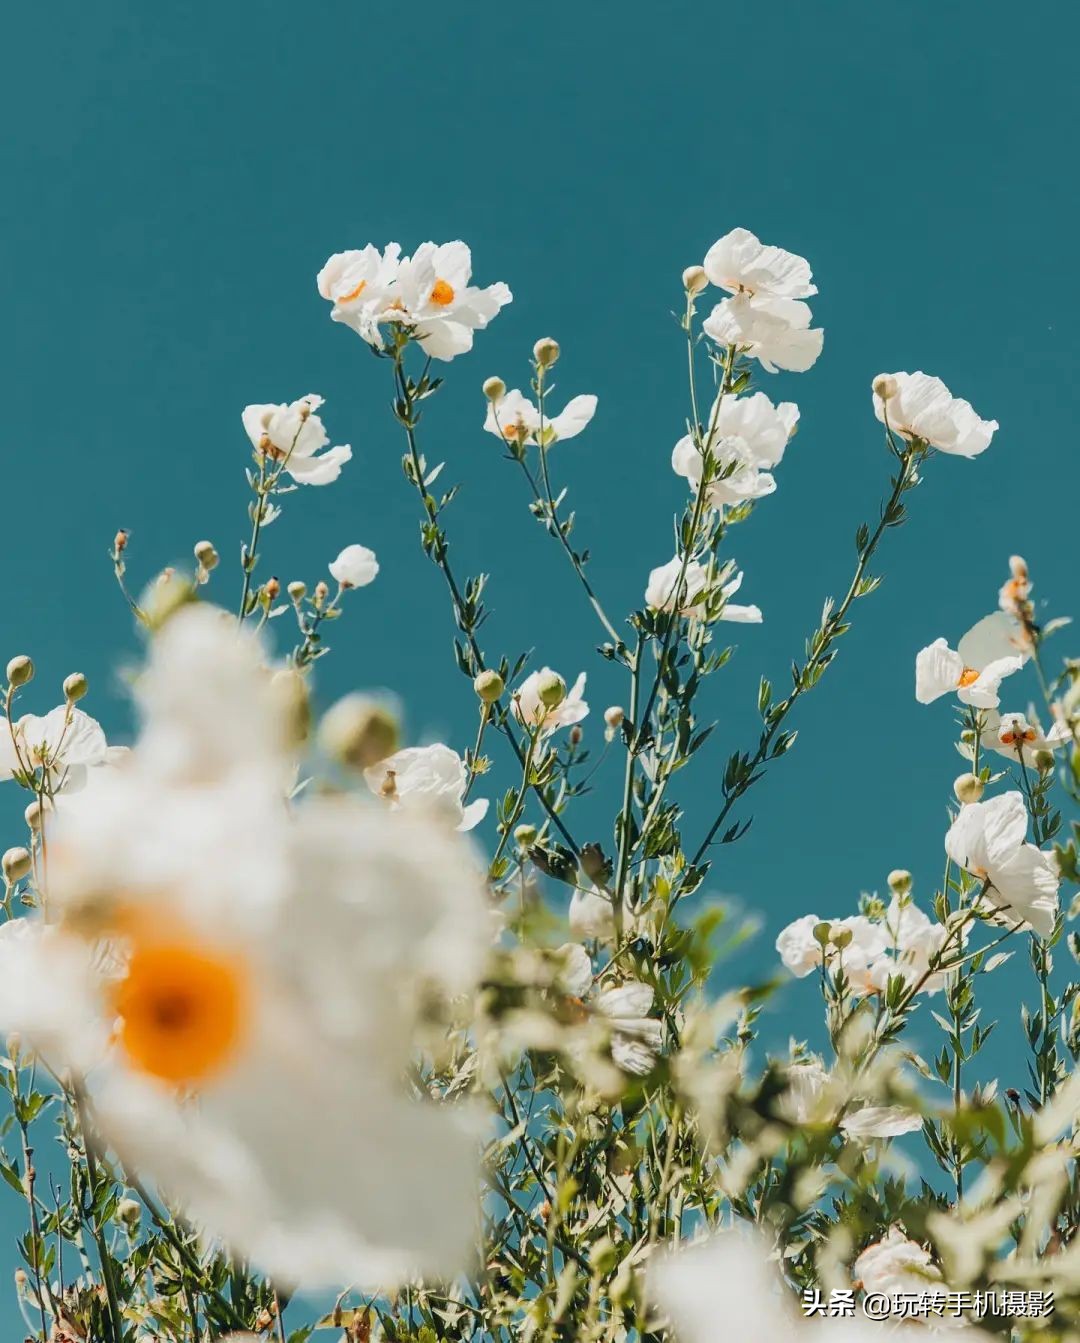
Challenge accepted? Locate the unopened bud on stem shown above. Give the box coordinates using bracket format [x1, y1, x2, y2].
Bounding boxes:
[953, 773, 985, 804]
[2, 848, 31, 884]
[536, 670, 567, 709]
[873, 374, 899, 401]
[319, 695, 399, 771]
[6, 656, 33, 688]
[194, 540, 219, 571]
[887, 869, 913, 897]
[63, 672, 88, 704]
[482, 377, 506, 402]
[474, 669, 504, 704]
[533, 337, 560, 370]
[682, 265, 708, 296]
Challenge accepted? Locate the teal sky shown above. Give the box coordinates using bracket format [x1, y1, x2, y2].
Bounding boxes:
[2, 0, 1078, 1319]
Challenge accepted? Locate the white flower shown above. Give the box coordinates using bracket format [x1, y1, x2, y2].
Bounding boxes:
[595, 981, 662, 1076]
[717, 568, 763, 624]
[0, 607, 491, 1290]
[840, 1106, 924, 1141]
[317, 244, 403, 346]
[512, 668, 589, 737]
[779, 1055, 832, 1124]
[393, 241, 512, 361]
[329, 544, 379, 589]
[241, 395, 352, 486]
[364, 743, 488, 832]
[703, 294, 823, 373]
[484, 388, 597, 446]
[0, 706, 111, 792]
[671, 392, 799, 509]
[569, 884, 616, 942]
[915, 613, 1028, 708]
[645, 556, 710, 615]
[981, 709, 1071, 768]
[703, 227, 818, 300]
[853, 1227, 942, 1296]
[945, 791, 1059, 937]
[555, 942, 593, 997]
[866, 897, 957, 997]
[872, 372, 997, 458]
[775, 913, 887, 993]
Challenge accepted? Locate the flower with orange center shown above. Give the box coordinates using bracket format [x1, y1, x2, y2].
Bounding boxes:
[430, 278, 455, 306]
[111, 928, 251, 1087]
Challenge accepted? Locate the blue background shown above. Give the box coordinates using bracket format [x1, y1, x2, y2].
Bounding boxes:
[1, 0, 1076, 1321]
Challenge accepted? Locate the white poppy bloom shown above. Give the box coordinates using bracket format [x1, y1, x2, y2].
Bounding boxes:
[779, 1055, 832, 1124]
[392, 241, 512, 361]
[703, 294, 824, 373]
[915, 613, 1028, 708]
[840, 1106, 924, 1141]
[569, 884, 616, 942]
[595, 981, 662, 1076]
[945, 791, 1059, 937]
[512, 668, 589, 737]
[775, 913, 887, 993]
[364, 743, 489, 832]
[0, 705, 110, 792]
[329, 544, 380, 589]
[317, 243, 403, 346]
[866, 897, 957, 997]
[645, 556, 710, 615]
[703, 227, 817, 300]
[853, 1227, 942, 1297]
[484, 387, 597, 447]
[241, 394, 352, 486]
[0, 605, 491, 1290]
[981, 709, 1072, 768]
[671, 392, 799, 509]
[872, 371, 997, 458]
[555, 942, 594, 998]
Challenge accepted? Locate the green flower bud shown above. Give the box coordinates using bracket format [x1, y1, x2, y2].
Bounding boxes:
[474, 669, 505, 704]
[6, 656, 33, 688]
[953, 773, 984, 805]
[2, 847, 31, 884]
[482, 376, 506, 402]
[514, 823, 538, 849]
[319, 695, 399, 771]
[63, 672, 88, 704]
[887, 869, 913, 897]
[533, 337, 560, 370]
[537, 670, 566, 710]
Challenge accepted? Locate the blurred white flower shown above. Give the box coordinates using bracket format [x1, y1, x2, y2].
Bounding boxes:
[0, 706, 111, 792]
[703, 294, 824, 373]
[0, 605, 491, 1290]
[329, 544, 380, 589]
[945, 791, 1059, 937]
[840, 1106, 924, 1141]
[241, 394, 352, 486]
[484, 387, 597, 446]
[872, 371, 997, 458]
[512, 668, 589, 736]
[364, 743, 488, 832]
[779, 1055, 832, 1124]
[569, 884, 616, 942]
[853, 1226, 942, 1296]
[776, 913, 887, 993]
[317, 243, 403, 346]
[595, 980, 662, 1076]
[866, 897, 956, 997]
[671, 391, 799, 508]
[915, 613, 1028, 708]
[393, 241, 512, 361]
[703, 227, 817, 300]
[981, 709, 1071, 768]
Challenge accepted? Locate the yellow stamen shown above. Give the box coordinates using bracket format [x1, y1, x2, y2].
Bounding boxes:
[111, 927, 250, 1087]
[338, 278, 368, 304]
[430, 278, 455, 307]
[957, 667, 980, 688]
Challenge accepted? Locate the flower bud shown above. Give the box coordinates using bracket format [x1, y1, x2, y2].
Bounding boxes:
[953, 773, 985, 805]
[514, 823, 538, 848]
[6, 656, 33, 688]
[604, 705, 625, 729]
[318, 695, 399, 772]
[313, 581, 329, 607]
[24, 799, 49, 831]
[873, 374, 899, 400]
[536, 670, 567, 710]
[474, 669, 505, 704]
[118, 1198, 142, 1230]
[141, 569, 193, 630]
[287, 581, 306, 603]
[2, 847, 31, 884]
[1034, 748, 1056, 775]
[831, 927, 854, 950]
[682, 265, 708, 296]
[63, 672, 88, 703]
[113, 529, 129, 555]
[270, 669, 310, 747]
[193, 540, 219, 571]
[812, 921, 832, 947]
[533, 337, 560, 370]
[569, 725, 583, 747]
[887, 869, 913, 897]
[263, 576, 281, 601]
[482, 376, 506, 402]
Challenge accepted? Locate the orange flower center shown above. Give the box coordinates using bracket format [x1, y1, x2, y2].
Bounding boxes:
[430, 278, 455, 307]
[338, 278, 368, 304]
[502, 421, 528, 443]
[957, 667, 980, 687]
[111, 932, 251, 1087]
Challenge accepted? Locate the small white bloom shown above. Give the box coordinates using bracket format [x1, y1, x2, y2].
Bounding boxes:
[865, 897, 958, 997]
[702, 228, 818, 300]
[317, 244, 403, 346]
[364, 743, 488, 832]
[703, 293, 824, 373]
[595, 981, 662, 1076]
[568, 884, 616, 942]
[329, 544, 379, 590]
[671, 391, 799, 509]
[717, 568, 764, 624]
[981, 709, 1071, 768]
[872, 371, 997, 457]
[945, 791, 1059, 937]
[484, 388, 597, 447]
[775, 913, 887, 993]
[645, 556, 710, 615]
[392, 241, 512, 361]
[840, 1106, 924, 1141]
[853, 1227, 942, 1297]
[779, 1055, 832, 1124]
[915, 613, 1028, 708]
[0, 706, 111, 793]
[512, 668, 588, 737]
[241, 395, 352, 486]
